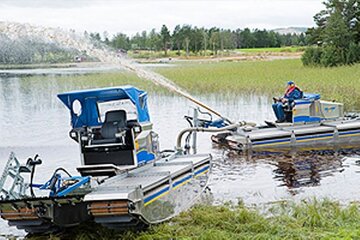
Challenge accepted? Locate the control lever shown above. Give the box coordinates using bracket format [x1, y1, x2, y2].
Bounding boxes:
[27, 154, 42, 166]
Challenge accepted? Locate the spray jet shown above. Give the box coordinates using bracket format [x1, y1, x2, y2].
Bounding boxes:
[0, 22, 254, 130]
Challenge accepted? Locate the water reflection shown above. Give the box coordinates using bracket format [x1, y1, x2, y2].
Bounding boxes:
[271, 151, 343, 192]
[212, 148, 360, 204]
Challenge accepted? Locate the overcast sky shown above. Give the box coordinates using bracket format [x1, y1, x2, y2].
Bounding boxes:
[0, 0, 324, 37]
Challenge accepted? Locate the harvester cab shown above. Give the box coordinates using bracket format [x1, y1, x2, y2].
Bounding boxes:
[57, 86, 160, 176]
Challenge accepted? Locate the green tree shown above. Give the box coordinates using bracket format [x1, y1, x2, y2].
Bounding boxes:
[191, 27, 203, 53]
[200, 28, 208, 55]
[160, 24, 171, 56]
[323, 10, 352, 49]
[209, 29, 220, 55]
[301, 46, 323, 66]
[239, 28, 256, 48]
[179, 25, 192, 57]
[303, 0, 360, 66]
[172, 25, 182, 55]
[89, 32, 101, 42]
[148, 28, 161, 51]
[110, 33, 130, 50]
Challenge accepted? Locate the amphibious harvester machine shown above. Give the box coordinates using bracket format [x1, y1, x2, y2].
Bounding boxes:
[211, 93, 360, 152]
[0, 86, 235, 233]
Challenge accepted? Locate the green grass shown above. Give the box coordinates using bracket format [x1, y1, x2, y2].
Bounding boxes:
[28, 200, 360, 240]
[155, 59, 360, 109]
[39, 58, 360, 110]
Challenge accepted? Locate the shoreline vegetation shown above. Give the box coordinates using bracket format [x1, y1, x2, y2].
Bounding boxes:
[27, 199, 360, 240]
[0, 47, 304, 69]
[155, 59, 360, 109]
[24, 56, 360, 110]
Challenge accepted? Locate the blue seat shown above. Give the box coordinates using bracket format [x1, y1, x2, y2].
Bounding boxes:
[293, 93, 320, 106]
[303, 93, 321, 101]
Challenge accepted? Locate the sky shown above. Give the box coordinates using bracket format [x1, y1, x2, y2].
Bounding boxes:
[0, 0, 324, 37]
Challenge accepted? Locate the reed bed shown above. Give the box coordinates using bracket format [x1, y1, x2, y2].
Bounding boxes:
[156, 59, 360, 109]
[44, 59, 360, 109]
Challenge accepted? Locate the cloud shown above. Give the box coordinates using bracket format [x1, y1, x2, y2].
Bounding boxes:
[0, 0, 324, 35]
[0, 0, 96, 8]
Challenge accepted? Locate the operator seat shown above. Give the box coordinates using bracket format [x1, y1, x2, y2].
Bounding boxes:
[100, 110, 127, 139]
[79, 109, 137, 175]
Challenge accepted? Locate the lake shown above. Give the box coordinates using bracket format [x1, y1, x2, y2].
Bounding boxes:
[0, 66, 359, 237]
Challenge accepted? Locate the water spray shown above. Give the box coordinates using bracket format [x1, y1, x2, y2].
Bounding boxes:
[0, 21, 232, 123]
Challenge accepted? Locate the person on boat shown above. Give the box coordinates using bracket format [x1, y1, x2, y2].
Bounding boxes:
[272, 81, 303, 123]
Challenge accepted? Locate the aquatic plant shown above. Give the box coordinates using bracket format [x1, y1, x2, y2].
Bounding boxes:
[155, 59, 360, 110]
[27, 57, 360, 111]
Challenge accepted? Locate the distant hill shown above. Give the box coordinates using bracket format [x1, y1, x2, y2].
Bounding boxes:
[273, 27, 308, 35]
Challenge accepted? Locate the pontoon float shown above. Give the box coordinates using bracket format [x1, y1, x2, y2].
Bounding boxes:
[0, 86, 236, 233]
[211, 93, 360, 152]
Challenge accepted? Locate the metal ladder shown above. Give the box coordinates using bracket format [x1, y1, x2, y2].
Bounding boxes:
[0, 152, 30, 200]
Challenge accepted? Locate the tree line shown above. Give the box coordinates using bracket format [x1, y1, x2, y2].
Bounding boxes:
[302, 0, 360, 67]
[88, 26, 306, 56]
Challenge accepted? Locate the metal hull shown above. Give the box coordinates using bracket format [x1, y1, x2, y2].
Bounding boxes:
[0, 154, 211, 233]
[212, 119, 360, 152]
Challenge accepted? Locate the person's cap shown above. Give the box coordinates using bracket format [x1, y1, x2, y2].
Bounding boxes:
[287, 81, 294, 85]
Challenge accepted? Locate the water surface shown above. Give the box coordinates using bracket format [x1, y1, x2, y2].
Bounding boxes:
[0, 69, 359, 236]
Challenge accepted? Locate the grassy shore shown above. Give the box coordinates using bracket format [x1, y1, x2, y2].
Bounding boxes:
[28, 200, 360, 240]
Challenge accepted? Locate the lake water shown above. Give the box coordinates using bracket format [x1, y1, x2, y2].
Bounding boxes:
[0, 66, 359, 237]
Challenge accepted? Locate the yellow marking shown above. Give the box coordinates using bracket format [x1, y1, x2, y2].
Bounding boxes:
[195, 169, 209, 178]
[135, 140, 139, 150]
[256, 135, 338, 146]
[339, 133, 360, 138]
[296, 136, 333, 143]
[254, 141, 290, 147]
[144, 190, 169, 207]
[145, 169, 210, 206]
[144, 168, 210, 206]
[173, 178, 192, 190]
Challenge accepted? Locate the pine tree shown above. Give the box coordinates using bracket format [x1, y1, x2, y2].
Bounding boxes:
[303, 0, 360, 66]
[160, 25, 171, 56]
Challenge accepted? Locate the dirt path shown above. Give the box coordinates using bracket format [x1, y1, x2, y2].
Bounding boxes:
[135, 51, 302, 64]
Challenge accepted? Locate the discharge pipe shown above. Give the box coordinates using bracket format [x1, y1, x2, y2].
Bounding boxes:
[176, 122, 249, 153]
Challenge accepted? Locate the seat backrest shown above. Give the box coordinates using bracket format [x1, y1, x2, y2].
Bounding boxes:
[100, 110, 127, 139]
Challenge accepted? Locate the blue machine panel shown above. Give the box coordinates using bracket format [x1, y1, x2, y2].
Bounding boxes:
[58, 86, 150, 128]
